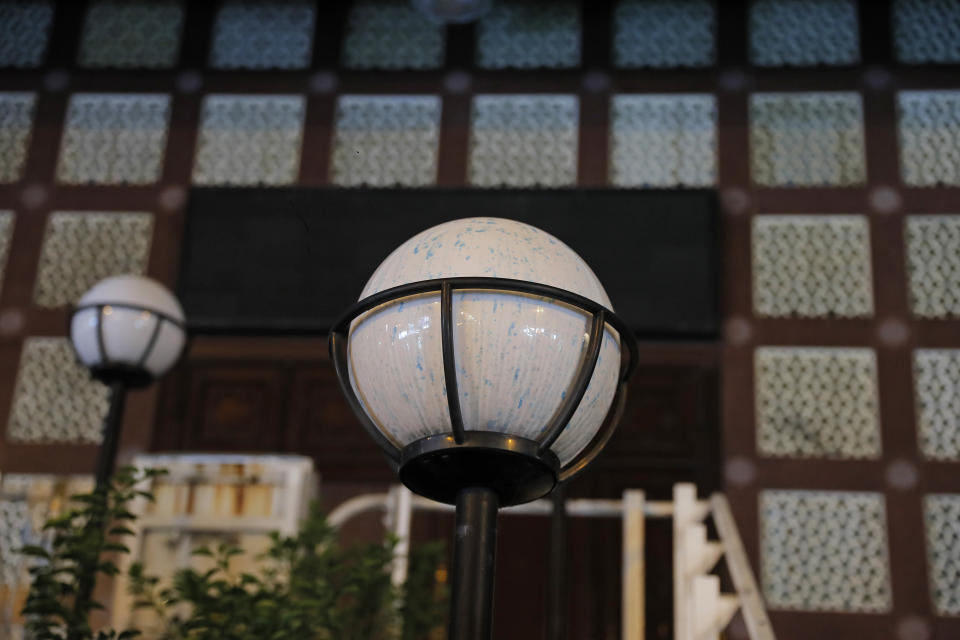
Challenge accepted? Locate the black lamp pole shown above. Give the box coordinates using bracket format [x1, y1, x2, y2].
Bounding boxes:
[66, 381, 128, 640]
[93, 381, 127, 491]
[450, 488, 500, 639]
[547, 483, 569, 640]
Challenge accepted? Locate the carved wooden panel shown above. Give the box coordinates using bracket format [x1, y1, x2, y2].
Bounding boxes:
[598, 360, 720, 498]
[182, 366, 285, 451]
[285, 366, 390, 477]
[154, 339, 392, 482]
[157, 339, 719, 492]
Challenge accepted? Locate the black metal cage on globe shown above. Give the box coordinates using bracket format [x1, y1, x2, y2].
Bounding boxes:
[70, 302, 187, 389]
[329, 275, 639, 507]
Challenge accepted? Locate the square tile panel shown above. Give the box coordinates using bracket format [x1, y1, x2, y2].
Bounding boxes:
[0, 1, 53, 68]
[330, 95, 442, 187]
[894, 0, 960, 64]
[905, 215, 960, 318]
[609, 94, 716, 187]
[56, 93, 171, 185]
[0, 497, 32, 592]
[0, 92, 35, 183]
[476, 2, 580, 69]
[78, 0, 184, 69]
[749, 0, 859, 67]
[915, 350, 960, 461]
[468, 94, 579, 187]
[0, 211, 13, 297]
[0, 474, 94, 589]
[192, 95, 306, 186]
[924, 494, 960, 615]
[755, 347, 881, 459]
[342, 0, 444, 69]
[32, 212, 153, 308]
[750, 92, 866, 186]
[209, 0, 315, 69]
[898, 90, 960, 187]
[612, 0, 715, 68]
[761, 490, 892, 612]
[752, 215, 874, 317]
[6, 337, 110, 443]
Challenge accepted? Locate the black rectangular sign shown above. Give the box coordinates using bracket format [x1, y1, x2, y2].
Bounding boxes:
[179, 188, 720, 338]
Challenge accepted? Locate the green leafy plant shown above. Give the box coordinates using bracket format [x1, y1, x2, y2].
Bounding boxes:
[19, 466, 166, 640]
[127, 504, 448, 640]
[21, 469, 448, 640]
[400, 542, 448, 640]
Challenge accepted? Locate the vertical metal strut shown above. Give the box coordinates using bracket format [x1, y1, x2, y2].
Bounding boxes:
[441, 281, 466, 443]
[538, 310, 606, 454]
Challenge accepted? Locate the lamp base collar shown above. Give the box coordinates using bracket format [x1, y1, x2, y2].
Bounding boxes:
[398, 431, 559, 507]
[89, 365, 154, 389]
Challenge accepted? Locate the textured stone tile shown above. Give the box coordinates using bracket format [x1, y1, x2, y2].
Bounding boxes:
[0, 1, 53, 68]
[209, 0, 315, 69]
[612, 0, 715, 68]
[330, 95, 441, 187]
[468, 94, 579, 187]
[6, 338, 110, 444]
[905, 215, 960, 318]
[609, 94, 716, 187]
[342, 0, 444, 69]
[755, 347, 881, 459]
[192, 95, 305, 186]
[0, 92, 36, 183]
[761, 490, 891, 612]
[750, 92, 866, 186]
[752, 215, 873, 318]
[749, 0, 859, 67]
[33, 212, 153, 308]
[78, 0, 183, 68]
[56, 93, 171, 185]
[476, 2, 580, 69]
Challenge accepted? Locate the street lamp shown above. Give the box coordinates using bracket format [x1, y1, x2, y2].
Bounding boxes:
[69, 274, 187, 489]
[329, 217, 637, 639]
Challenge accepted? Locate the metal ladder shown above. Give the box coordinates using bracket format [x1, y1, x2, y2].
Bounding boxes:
[670, 484, 776, 640]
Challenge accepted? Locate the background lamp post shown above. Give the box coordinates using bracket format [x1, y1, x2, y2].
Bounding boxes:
[69, 274, 187, 490]
[329, 218, 638, 639]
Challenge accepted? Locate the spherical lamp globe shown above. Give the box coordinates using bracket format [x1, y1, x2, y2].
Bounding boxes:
[332, 217, 635, 506]
[70, 275, 186, 388]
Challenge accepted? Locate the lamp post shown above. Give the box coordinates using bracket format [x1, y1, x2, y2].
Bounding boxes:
[69, 275, 187, 490]
[329, 218, 637, 639]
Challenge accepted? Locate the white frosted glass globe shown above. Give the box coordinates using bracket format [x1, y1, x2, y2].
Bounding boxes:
[70, 275, 186, 379]
[348, 218, 621, 465]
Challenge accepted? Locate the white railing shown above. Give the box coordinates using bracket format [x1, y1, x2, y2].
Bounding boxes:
[329, 482, 776, 640]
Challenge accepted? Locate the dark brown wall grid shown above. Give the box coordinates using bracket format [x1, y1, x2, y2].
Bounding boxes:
[0, 2, 958, 639]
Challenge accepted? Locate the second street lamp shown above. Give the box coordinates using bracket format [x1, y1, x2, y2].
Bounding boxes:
[69, 274, 187, 489]
[329, 217, 638, 640]
[66, 274, 187, 635]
